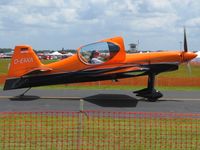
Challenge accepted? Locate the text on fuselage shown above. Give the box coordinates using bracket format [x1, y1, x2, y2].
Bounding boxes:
[14, 58, 34, 64]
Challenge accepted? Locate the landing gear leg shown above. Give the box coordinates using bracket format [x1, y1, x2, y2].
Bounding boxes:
[134, 73, 163, 102]
[19, 87, 31, 97]
[147, 73, 163, 102]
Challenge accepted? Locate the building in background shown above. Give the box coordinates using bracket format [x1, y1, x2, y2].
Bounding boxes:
[128, 43, 139, 53]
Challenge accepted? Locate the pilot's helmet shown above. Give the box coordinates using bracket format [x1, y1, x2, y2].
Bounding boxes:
[91, 50, 100, 56]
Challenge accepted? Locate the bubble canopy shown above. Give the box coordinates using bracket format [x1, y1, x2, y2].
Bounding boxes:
[79, 42, 120, 64]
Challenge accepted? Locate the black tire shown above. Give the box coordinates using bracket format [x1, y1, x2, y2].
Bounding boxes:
[147, 98, 158, 102]
[147, 91, 163, 102]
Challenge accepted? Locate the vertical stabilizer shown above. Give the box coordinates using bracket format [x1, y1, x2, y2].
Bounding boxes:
[8, 45, 42, 78]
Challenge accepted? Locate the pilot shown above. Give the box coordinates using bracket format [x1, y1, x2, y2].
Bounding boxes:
[89, 50, 103, 64]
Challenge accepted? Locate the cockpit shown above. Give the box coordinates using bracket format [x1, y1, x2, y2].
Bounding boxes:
[79, 41, 120, 64]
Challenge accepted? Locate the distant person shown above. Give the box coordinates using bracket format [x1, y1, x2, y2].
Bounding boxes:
[89, 50, 103, 64]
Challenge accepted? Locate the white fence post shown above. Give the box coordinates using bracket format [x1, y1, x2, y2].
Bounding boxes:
[78, 99, 84, 150]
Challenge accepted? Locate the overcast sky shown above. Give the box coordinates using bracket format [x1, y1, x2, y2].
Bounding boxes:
[0, 0, 200, 51]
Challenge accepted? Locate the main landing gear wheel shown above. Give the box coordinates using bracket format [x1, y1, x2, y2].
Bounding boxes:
[133, 73, 163, 102]
[134, 89, 163, 102]
[146, 90, 163, 102]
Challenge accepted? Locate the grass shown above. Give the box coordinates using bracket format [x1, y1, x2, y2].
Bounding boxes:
[0, 59, 10, 75]
[34, 84, 200, 91]
[158, 64, 200, 78]
[0, 112, 199, 150]
[1, 84, 199, 91]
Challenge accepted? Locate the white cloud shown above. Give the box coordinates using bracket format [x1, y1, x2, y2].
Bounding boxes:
[131, 13, 179, 30]
[0, 0, 199, 50]
[12, 0, 65, 7]
[143, 0, 174, 12]
[186, 17, 200, 27]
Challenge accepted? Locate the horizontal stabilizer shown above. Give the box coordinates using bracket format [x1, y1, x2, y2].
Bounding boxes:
[24, 67, 53, 76]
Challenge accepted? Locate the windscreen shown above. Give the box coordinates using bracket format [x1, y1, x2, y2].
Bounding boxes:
[79, 42, 119, 64]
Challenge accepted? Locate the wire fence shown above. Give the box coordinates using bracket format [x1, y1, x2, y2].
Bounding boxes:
[0, 111, 200, 150]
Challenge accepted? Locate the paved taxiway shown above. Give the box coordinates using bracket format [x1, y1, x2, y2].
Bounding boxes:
[0, 89, 200, 113]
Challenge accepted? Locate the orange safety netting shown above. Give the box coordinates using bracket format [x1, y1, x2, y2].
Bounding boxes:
[0, 111, 200, 150]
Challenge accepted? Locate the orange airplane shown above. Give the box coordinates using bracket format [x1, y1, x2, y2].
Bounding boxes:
[3, 29, 197, 101]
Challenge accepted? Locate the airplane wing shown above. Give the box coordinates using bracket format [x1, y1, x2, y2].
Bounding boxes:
[3, 62, 178, 91]
[80, 63, 149, 78]
[142, 63, 179, 74]
[80, 62, 178, 78]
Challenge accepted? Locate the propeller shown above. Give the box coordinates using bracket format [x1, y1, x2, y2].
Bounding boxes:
[186, 62, 192, 76]
[184, 27, 190, 75]
[184, 27, 188, 52]
[182, 27, 195, 76]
